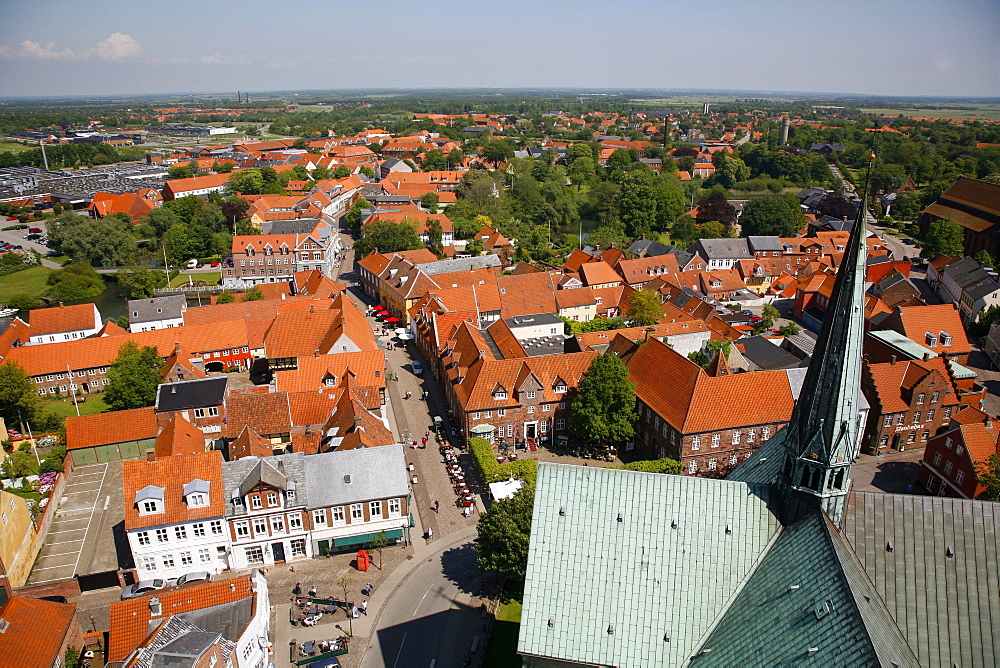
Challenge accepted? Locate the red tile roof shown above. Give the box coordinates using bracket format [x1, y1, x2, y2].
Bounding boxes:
[0, 596, 79, 668]
[65, 407, 158, 451]
[153, 414, 207, 458]
[28, 302, 99, 336]
[890, 304, 971, 354]
[274, 351, 385, 398]
[579, 261, 623, 287]
[122, 450, 225, 531]
[865, 357, 957, 414]
[108, 575, 255, 662]
[224, 391, 292, 438]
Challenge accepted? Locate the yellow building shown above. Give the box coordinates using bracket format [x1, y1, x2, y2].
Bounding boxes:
[0, 490, 41, 588]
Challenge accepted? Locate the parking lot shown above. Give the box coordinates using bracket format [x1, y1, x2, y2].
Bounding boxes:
[0, 220, 56, 264]
[27, 460, 125, 585]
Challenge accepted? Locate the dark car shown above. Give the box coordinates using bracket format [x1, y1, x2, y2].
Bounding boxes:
[740, 310, 754, 317]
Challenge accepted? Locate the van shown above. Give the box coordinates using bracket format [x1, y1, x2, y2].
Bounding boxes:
[186, 259, 199, 269]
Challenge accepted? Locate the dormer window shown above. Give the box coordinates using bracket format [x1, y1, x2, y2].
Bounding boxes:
[324, 375, 336, 387]
[493, 389, 508, 400]
[135, 485, 165, 516]
[250, 495, 263, 509]
[267, 492, 279, 507]
[926, 332, 939, 347]
[554, 383, 568, 394]
[939, 331, 953, 346]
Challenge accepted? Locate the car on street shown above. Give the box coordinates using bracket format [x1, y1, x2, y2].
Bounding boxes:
[412, 360, 423, 375]
[121, 578, 167, 599]
[173, 571, 213, 587]
[749, 316, 762, 323]
[741, 310, 753, 317]
[210, 261, 220, 267]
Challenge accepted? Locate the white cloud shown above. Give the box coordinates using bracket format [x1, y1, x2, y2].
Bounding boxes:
[0, 33, 141, 61]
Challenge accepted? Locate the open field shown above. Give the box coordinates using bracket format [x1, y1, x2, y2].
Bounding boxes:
[169, 271, 221, 287]
[858, 105, 1000, 121]
[0, 266, 52, 304]
[42, 395, 108, 419]
[0, 141, 35, 153]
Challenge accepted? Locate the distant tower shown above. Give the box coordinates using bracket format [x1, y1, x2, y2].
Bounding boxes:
[779, 118, 790, 145]
[775, 148, 875, 528]
[237, 90, 241, 104]
[702, 101, 710, 115]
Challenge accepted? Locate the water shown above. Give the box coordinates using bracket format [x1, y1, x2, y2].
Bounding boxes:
[61, 278, 126, 322]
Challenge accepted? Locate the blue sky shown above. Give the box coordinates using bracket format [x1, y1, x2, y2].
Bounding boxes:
[0, 0, 997, 98]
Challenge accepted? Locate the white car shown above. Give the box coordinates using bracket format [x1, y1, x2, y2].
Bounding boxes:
[121, 578, 167, 600]
[173, 571, 213, 587]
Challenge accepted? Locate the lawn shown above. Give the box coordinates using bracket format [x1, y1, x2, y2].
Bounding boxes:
[41, 395, 108, 419]
[0, 141, 35, 153]
[46, 255, 72, 266]
[169, 271, 221, 287]
[0, 265, 53, 304]
[484, 600, 522, 668]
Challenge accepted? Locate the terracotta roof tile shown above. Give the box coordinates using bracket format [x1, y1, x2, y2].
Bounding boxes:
[0, 596, 79, 668]
[122, 451, 225, 530]
[28, 303, 99, 336]
[65, 407, 158, 451]
[892, 304, 971, 354]
[865, 357, 957, 414]
[224, 391, 292, 438]
[579, 261, 623, 287]
[108, 575, 255, 662]
[153, 414, 208, 458]
[274, 351, 385, 403]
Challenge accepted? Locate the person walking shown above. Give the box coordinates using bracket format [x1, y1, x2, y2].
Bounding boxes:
[361, 600, 368, 615]
[434, 499, 440, 513]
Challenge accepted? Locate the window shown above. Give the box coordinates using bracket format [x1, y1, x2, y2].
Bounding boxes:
[956, 444, 964, 457]
[907, 431, 917, 444]
[180, 551, 193, 566]
[141, 556, 156, 572]
[483, 411, 492, 419]
[156, 528, 169, 543]
[927, 409, 936, 421]
[162, 555, 175, 569]
[917, 392, 925, 404]
[931, 391, 940, 403]
[956, 470, 965, 485]
[350, 503, 364, 521]
[210, 520, 223, 535]
[731, 431, 741, 445]
[497, 409, 506, 417]
[708, 458, 717, 471]
[558, 402, 566, 410]
[332, 506, 346, 524]
[370, 501, 383, 519]
[472, 412, 480, 420]
[143, 501, 159, 514]
[526, 391, 536, 399]
[944, 406, 953, 419]
[245, 546, 265, 564]
[527, 406, 535, 414]
[289, 513, 302, 531]
[688, 460, 698, 474]
[188, 493, 206, 507]
[388, 498, 401, 517]
[762, 426, 771, 439]
[192, 523, 206, 537]
[729, 454, 738, 466]
[199, 548, 211, 564]
[271, 516, 285, 534]
[926, 476, 937, 493]
[250, 495, 263, 509]
[174, 526, 187, 540]
[944, 461, 953, 476]
[267, 492, 278, 507]
[313, 510, 327, 527]
[543, 404, 551, 412]
[912, 412, 921, 424]
[291, 539, 307, 557]
[747, 428, 756, 442]
[691, 436, 701, 450]
[253, 518, 267, 535]
[554, 384, 567, 393]
[137, 531, 150, 546]
[933, 452, 942, 466]
[555, 419, 565, 431]
[235, 521, 250, 538]
[922, 430, 930, 441]
[711, 434, 720, 448]
[883, 415, 892, 427]
[896, 414, 905, 425]
[194, 408, 206, 418]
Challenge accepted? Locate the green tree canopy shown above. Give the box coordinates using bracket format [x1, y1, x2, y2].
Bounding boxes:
[976, 454, 1000, 501]
[474, 483, 534, 580]
[626, 289, 663, 326]
[922, 218, 965, 259]
[344, 197, 370, 231]
[480, 139, 516, 167]
[569, 352, 638, 445]
[0, 361, 40, 428]
[354, 220, 423, 257]
[739, 195, 805, 237]
[104, 340, 163, 411]
[47, 262, 104, 300]
[225, 168, 266, 195]
[242, 286, 265, 301]
[217, 290, 236, 304]
[116, 263, 167, 300]
[141, 207, 183, 239]
[47, 211, 135, 267]
[615, 457, 682, 474]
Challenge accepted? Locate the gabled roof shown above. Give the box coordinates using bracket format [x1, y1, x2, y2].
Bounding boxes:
[127, 295, 186, 325]
[303, 445, 409, 507]
[0, 596, 79, 668]
[28, 302, 98, 336]
[224, 391, 292, 438]
[578, 261, 622, 287]
[154, 414, 207, 458]
[65, 407, 158, 451]
[885, 303, 971, 354]
[122, 451, 225, 530]
[155, 377, 228, 412]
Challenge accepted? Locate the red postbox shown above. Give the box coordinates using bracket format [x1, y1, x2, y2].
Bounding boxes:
[356, 549, 370, 571]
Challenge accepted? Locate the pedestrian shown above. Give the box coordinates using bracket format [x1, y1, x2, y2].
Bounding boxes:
[421, 437, 427, 447]
[293, 582, 302, 596]
[351, 605, 359, 618]
[309, 585, 318, 597]
[366, 583, 374, 595]
[427, 527, 434, 539]
[434, 499, 440, 513]
[361, 600, 368, 615]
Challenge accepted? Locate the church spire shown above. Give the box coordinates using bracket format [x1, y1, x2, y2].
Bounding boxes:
[777, 145, 876, 527]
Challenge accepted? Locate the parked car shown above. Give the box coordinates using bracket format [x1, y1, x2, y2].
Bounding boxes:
[186, 258, 199, 269]
[749, 316, 762, 323]
[28, 227, 42, 234]
[173, 571, 213, 587]
[210, 261, 220, 267]
[121, 578, 167, 600]
[412, 360, 423, 375]
[741, 310, 754, 317]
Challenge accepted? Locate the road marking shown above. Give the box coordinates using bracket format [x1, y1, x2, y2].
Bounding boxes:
[391, 633, 407, 668]
[40, 551, 80, 558]
[44, 539, 85, 546]
[27, 576, 72, 585]
[31, 563, 76, 571]
[412, 587, 432, 616]
[55, 508, 95, 514]
[103, 496, 110, 510]
[47, 526, 89, 533]
[71, 462, 107, 576]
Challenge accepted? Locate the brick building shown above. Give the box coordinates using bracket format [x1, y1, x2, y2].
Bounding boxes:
[0, 596, 84, 668]
[918, 412, 1000, 497]
[223, 228, 336, 289]
[860, 356, 964, 454]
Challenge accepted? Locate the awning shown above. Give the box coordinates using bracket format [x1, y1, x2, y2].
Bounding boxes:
[397, 333, 413, 340]
[385, 316, 400, 323]
[394, 328, 408, 335]
[470, 423, 495, 434]
[331, 528, 404, 548]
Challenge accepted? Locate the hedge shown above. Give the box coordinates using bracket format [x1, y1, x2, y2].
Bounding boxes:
[469, 437, 537, 485]
[613, 457, 682, 475]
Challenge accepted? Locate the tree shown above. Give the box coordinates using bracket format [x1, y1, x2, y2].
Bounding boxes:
[761, 304, 780, 329]
[816, 194, 857, 220]
[333, 165, 352, 179]
[739, 195, 804, 237]
[480, 139, 515, 168]
[47, 211, 135, 267]
[104, 341, 163, 411]
[626, 289, 662, 326]
[778, 323, 802, 337]
[116, 263, 167, 300]
[474, 483, 534, 580]
[465, 237, 484, 256]
[615, 458, 682, 475]
[696, 191, 737, 226]
[569, 353, 638, 446]
[354, 221, 423, 257]
[870, 163, 908, 193]
[47, 262, 104, 300]
[370, 531, 389, 570]
[922, 218, 965, 259]
[697, 220, 731, 240]
[217, 290, 236, 304]
[420, 192, 440, 213]
[192, 202, 227, 232]
[976, 454, 1000, 501]
[141, 207, 183, 239]
[226, 168, 265, 195]
[0, 361, 40, 429]
[162, 223, 196, 265]
[427, 219, 444, 257]
[345, 198, 370, 231]
[167, 164, 194, 180]
[242, 286, 265, 301]
[975, 250, 995, 269]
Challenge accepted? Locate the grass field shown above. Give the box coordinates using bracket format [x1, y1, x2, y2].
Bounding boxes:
[858, 105, 1000, 121]
[484, 600, 522, 668]
[0, 141, 34, 153]
[0, 266, 52, 304]
[169, 271, 221, 287]
[41, 395, 108, 419]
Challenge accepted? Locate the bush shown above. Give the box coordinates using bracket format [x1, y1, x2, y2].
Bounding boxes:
[613, 457, 682, 475]
[469, 437, 537, 485]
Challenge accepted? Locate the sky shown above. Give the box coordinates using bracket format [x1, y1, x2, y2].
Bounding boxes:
[0, 0, 997, 99]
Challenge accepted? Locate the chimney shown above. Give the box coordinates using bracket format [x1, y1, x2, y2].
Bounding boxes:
[149, 597, 162, 617]
[890, 355, 896, 365]
[58, 302, 64, 308]
[146, 451, 156, 463]
[923, 353, 931, 361]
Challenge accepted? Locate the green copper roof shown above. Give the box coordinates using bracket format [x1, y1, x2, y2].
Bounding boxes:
[518, 463, 781, 667]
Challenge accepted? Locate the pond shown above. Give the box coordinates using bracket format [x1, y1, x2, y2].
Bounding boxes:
[61, 277, 126, 322]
